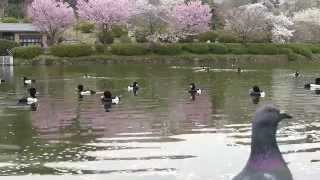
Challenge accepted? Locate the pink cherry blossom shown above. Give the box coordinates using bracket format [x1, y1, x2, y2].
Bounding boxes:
[28, 0, 75, 45]
[171, 0, 212, 35]
[77, 0, 132, 31]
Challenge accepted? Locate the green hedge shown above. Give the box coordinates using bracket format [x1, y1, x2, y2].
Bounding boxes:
[0, 39, 19, 55]
[13, 46, 43, 59]
[280, 48, 298, 61]
[1, 17, 18, 23]
[45, 42, 318, 61]
[75, 21, 95, 33]
[282, 44, 313, 58]
[49, 44, 93, 57]
[307, 44, 320, 54]
[225, 43, 248, 54]
[153, 43, 183, 55]
[110, 43, 149, 56]
[208, 44, 228, 54]
[246, 43, 281, 55]
[95, 44, 108, 54]
[182, 43, 210, 54]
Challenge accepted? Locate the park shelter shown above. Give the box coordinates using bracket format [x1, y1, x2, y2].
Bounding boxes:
[0, 23, 47, 47]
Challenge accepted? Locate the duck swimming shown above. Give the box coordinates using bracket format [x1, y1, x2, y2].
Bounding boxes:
[128, 81, 139, 95]
[77, 84, 96, 96]
[189, 83, 202, 100]
[23, 77, 35, 85]
[305, 78, 320, 89]
[101, 90, 120, 105]
[18, 87, 38, 105]
[249, 86, 266, 97]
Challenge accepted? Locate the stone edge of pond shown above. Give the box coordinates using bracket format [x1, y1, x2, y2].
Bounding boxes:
[12, 54, 310, 66]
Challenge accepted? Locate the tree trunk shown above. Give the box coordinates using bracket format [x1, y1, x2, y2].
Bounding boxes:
[23, 0, 33, 17]
[0, 0, 8, 17]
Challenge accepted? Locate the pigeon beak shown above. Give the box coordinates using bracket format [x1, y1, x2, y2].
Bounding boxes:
[280, 111, 292, 120]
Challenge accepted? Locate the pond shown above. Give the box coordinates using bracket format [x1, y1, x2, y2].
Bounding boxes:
[0, 63, 319, 180]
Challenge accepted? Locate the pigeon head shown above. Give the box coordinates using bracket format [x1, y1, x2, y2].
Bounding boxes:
[253, 104, 292, 129]
[251, 104, 292, 156]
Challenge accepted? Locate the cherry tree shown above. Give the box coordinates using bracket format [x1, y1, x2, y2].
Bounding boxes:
[130, 0, 184, 39]
[77, 0, 132, 31]
[293, 8, 320, 26]
[170, 0, 212, 36]
[292, 8, 320, 42]
[28, 0, 75, 45]
[269, 14, 294, 43]
[225, 3, 271, 42]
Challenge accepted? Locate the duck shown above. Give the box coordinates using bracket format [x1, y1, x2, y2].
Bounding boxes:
[305, 78, 320, 89]
[23, 77, 35, 85]
[77, 84, 96, 96]
[249, 86, 266, 97]
[188, 83, 202, 100]
[202, 66, 210, 72]
[83, 74, 95, 79]
[18, 87, 38, 105]
[101, 91, 120, 105]
[294, 71, 300, 78]
[128, 81, 139, 95]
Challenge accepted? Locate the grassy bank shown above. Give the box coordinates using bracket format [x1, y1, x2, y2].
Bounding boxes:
[9, 43, 320, 65]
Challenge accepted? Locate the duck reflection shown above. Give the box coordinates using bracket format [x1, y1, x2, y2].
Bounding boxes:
[251, 96, 260, 104]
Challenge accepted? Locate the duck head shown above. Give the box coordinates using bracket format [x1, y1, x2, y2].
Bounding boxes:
[252, 86, 261, 93]
[190, 83, 196, 90]
[103, 90, 112, 99]
[237, 67, 241, 73]
[77, 84, 84, 92]
[133, 81, 138, 87]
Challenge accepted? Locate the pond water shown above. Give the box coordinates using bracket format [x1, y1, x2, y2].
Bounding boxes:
[0, 64, 319, 180]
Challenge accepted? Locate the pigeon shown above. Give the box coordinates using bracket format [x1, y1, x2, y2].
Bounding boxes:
[233, 104, 293, 180]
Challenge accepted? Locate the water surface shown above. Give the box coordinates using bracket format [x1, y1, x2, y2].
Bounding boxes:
[0, 64, 319, 180]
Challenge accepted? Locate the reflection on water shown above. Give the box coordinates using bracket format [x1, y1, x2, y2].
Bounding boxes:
[0, 64, 319, 179]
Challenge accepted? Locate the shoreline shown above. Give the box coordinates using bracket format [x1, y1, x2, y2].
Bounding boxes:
[13, 54, 313, 66]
